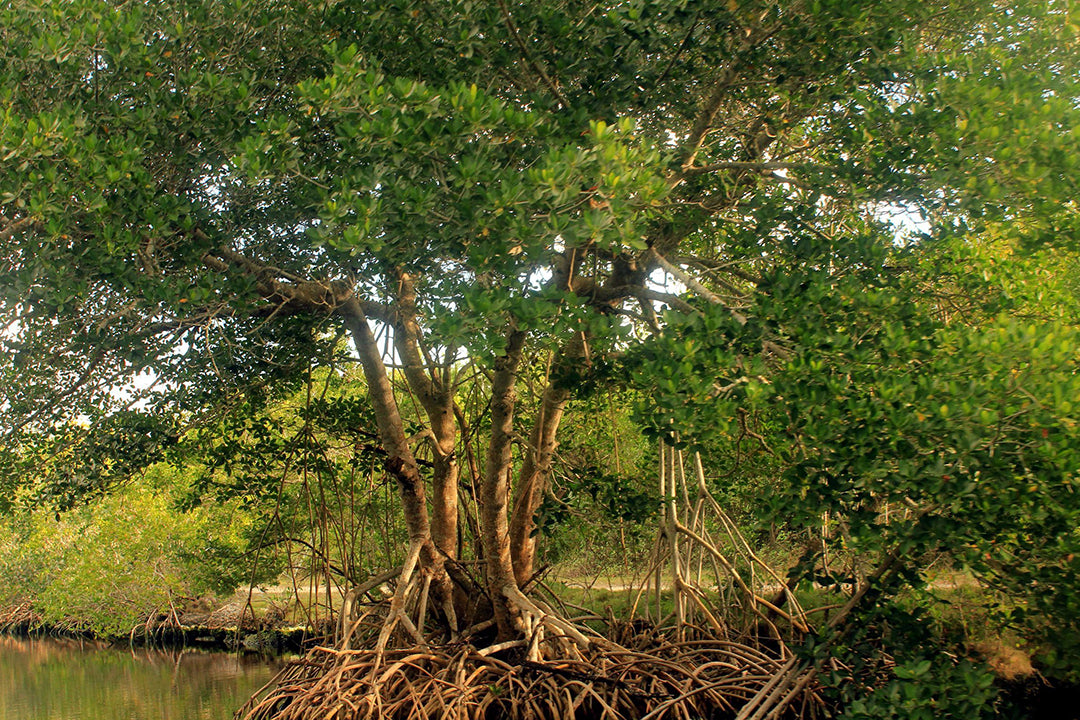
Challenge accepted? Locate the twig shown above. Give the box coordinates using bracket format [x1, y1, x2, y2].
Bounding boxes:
[649, 247, 748, 325]
[497, 0, 570, 109]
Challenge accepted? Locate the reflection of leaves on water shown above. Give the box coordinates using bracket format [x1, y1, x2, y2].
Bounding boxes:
[0, 637, 282, 720]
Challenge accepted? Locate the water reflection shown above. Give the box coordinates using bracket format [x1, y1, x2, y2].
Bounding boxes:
[0, 636, 283, 720]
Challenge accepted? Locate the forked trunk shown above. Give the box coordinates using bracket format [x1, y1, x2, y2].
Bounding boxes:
[508, 335, 583, 586]
[341, 297, 456, 631]
[391, 272, 459, 560]
[508, 381, 569, 587]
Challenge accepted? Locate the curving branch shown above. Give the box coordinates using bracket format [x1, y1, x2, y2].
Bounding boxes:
[0, 216, 37, 242]
[649, 247, 748, 325]
[497, 0, 570, 109]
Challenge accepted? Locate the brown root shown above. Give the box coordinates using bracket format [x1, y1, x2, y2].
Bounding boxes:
[240, 437, 833, 720]
[0, 602, 42, 633]
[238, 622, 822, 720]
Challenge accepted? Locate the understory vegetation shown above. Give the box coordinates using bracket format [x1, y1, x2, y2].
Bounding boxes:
[0, 465, 269, 636]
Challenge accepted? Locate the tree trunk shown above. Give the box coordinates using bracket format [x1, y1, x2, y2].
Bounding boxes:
[508, 381, 569, 587]
[508, 335, 583, 586]
[478, 327, 527, 640]
[340, 297, 456, 631]
[428, 420, 460, 560]
[391, 272, 459, 560]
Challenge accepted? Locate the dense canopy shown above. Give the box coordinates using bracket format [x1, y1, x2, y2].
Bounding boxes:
[2, 0, 1080, 716]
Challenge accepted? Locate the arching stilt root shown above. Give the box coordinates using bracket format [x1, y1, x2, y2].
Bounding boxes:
[238, 440, 831, 720]
[238, 622, 823, 720]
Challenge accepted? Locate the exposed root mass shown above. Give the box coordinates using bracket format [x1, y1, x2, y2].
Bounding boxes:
[238, 443, 833, 720]
[239, 625, 821, 720]
[0, 603, 43, 633]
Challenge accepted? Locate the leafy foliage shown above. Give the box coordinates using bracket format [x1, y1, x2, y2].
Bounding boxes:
[1, 0, 1079, 710]
[0, 464, 266, 635]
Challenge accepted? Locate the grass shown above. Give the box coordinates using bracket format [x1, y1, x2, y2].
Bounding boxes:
[544, 581, 674, 619]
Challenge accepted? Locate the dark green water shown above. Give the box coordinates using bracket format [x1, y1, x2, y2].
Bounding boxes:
[0, 636, 284, 720]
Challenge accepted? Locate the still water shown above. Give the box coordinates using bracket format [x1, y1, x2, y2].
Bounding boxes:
[0, 636, 284, 720]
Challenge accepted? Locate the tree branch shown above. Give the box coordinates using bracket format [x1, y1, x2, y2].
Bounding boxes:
[676, 24, 779, 172]
[648, 247, 747, 325]
[680, 161, 814, 176]
[0, 216, 37, 242]
[198, 238, 390, 322]
[497, 0, 570, 109]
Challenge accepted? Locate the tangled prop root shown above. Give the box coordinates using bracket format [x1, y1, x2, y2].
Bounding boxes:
[238, 627, 822, 720]
[0, 603, 42, 633]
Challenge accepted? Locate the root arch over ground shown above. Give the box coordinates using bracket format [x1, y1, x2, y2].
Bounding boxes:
[240, 629, 820, 720]
[238, 444, 844, 720]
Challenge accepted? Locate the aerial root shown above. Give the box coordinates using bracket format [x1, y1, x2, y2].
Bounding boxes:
[501, 583, 594, 662]
[238, 627, 823, 720]
[0, 602, 42, 633]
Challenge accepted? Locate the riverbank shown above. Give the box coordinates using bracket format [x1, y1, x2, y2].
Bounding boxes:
[0, 600, 310, 655]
